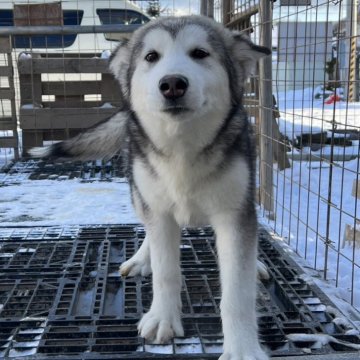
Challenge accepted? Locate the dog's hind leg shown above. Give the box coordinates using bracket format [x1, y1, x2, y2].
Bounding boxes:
[120, 235, 151, 277]
[138, 214, 184, 343]
[211, 212, 268, 360]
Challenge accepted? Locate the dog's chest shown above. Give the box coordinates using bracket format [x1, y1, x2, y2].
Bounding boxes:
[132, 134, 250, 226]
[159, 154, 207, 220]
[134, 151, 212, 224]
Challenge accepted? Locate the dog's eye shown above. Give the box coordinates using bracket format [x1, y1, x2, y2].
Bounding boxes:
[145, 51, 159, 63]
[190, 48, 209, 59]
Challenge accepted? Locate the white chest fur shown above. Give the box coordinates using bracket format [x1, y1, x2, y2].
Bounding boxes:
[133, 149, 250, 226]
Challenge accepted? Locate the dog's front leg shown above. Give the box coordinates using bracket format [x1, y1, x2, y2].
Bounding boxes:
[120, 235, 151, 277]
[138, 214, 184, 343]
[212, 213, 268, 360]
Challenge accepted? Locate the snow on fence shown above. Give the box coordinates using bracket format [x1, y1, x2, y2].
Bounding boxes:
[0, 0, 359, 314]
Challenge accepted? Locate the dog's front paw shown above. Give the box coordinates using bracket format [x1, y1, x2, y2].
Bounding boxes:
[119, 256, 151, 277]
[138, 309, 184, 344]
[219, 348, 268, 360]
[257, 260, 270, 280]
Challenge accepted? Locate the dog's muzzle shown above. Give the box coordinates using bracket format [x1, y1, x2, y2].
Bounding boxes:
[159, 75, 188, 100]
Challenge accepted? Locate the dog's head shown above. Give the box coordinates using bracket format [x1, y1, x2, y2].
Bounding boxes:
[110, 16, 270, 121]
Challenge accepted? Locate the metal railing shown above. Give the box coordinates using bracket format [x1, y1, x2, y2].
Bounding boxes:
[0, 24, 141, 36]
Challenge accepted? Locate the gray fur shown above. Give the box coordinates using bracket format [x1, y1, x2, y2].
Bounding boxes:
[29, 111, 129, 160]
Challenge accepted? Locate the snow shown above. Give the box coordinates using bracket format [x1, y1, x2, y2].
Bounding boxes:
[8, 348, 37, 357]
[137, 337, 205, 355]
[18, 328, 44, 335]
[143, 344, 173, 354]
[21, 104, 42, 109]
[101, 50, 111, 59]
[287, 333, 360, 350]
[0, 178, 139, 225]
[276, 88, 360, 140]
[98, 102, 115, 109]
[18, 52, 32, 60]
[175, 343, 203, 354]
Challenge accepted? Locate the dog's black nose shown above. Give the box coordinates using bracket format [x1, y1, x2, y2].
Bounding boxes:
[159, 75, 188, 99]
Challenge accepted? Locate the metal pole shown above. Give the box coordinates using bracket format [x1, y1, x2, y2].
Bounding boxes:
[344, 0, 358, 101]
[201, 0, 214, 18]
[0, 24, 141, 36]
[200, 0, 208, 16]
[259, 0, 274, 217]
[222, 0, 231, 26]
[348, 0, 358, 102]
[356, 55, 360, 101]
[208, 0, 214, 18]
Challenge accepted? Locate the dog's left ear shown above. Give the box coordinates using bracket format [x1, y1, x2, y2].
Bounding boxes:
[109, 39, 130, 79]
[232, 32, 271, 76]
[109, 39, 132, 100]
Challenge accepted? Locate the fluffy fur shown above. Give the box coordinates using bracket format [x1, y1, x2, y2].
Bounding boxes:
[30, 16, 271, 360]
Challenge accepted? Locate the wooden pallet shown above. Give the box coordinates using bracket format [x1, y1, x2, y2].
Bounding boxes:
[18, 52, 122, 154]
[0, 36, 19, 160]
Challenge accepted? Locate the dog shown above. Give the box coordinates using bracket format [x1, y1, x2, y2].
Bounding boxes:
[30, 15, 271, 360]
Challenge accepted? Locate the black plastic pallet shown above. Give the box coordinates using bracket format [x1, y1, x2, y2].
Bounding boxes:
[0, 157, 124, 185]
[0, 225, 359, 359]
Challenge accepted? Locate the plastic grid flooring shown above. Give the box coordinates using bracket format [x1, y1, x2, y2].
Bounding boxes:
[0, 157, 124, 185]
[0, 225, 359, 359]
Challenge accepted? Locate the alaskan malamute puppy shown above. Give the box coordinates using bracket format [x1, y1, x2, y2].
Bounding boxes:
[31, 16, 270, 360]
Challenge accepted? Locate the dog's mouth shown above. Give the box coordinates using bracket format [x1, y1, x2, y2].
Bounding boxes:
[162, 106, 191, 115]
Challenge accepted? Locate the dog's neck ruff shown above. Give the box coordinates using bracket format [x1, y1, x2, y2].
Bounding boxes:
[130, 105, 244, 161]
[129, 110, 165, 157]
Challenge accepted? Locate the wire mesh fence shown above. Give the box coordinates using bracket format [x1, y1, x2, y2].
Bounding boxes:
[0, 0, 359, 315]
[271, 0, 360, 312]
[223, 0, 360, 311]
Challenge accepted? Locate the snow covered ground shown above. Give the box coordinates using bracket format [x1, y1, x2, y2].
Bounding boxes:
[277, 87, 360, 141]
[0, 177, 138, 225]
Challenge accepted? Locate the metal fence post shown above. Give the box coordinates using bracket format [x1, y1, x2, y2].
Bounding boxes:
[344, 0, 358, 101]
[222, 0, 231, 26]
[200, 0, 214, 18]
[259, 0, 274, 217]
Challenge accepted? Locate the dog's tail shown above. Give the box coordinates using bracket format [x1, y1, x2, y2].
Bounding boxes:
[29, 111, 129, 160]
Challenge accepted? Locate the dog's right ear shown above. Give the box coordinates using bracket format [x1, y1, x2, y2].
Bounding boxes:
[109, 39, 131, 97]
[232, 32, 271, 77]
